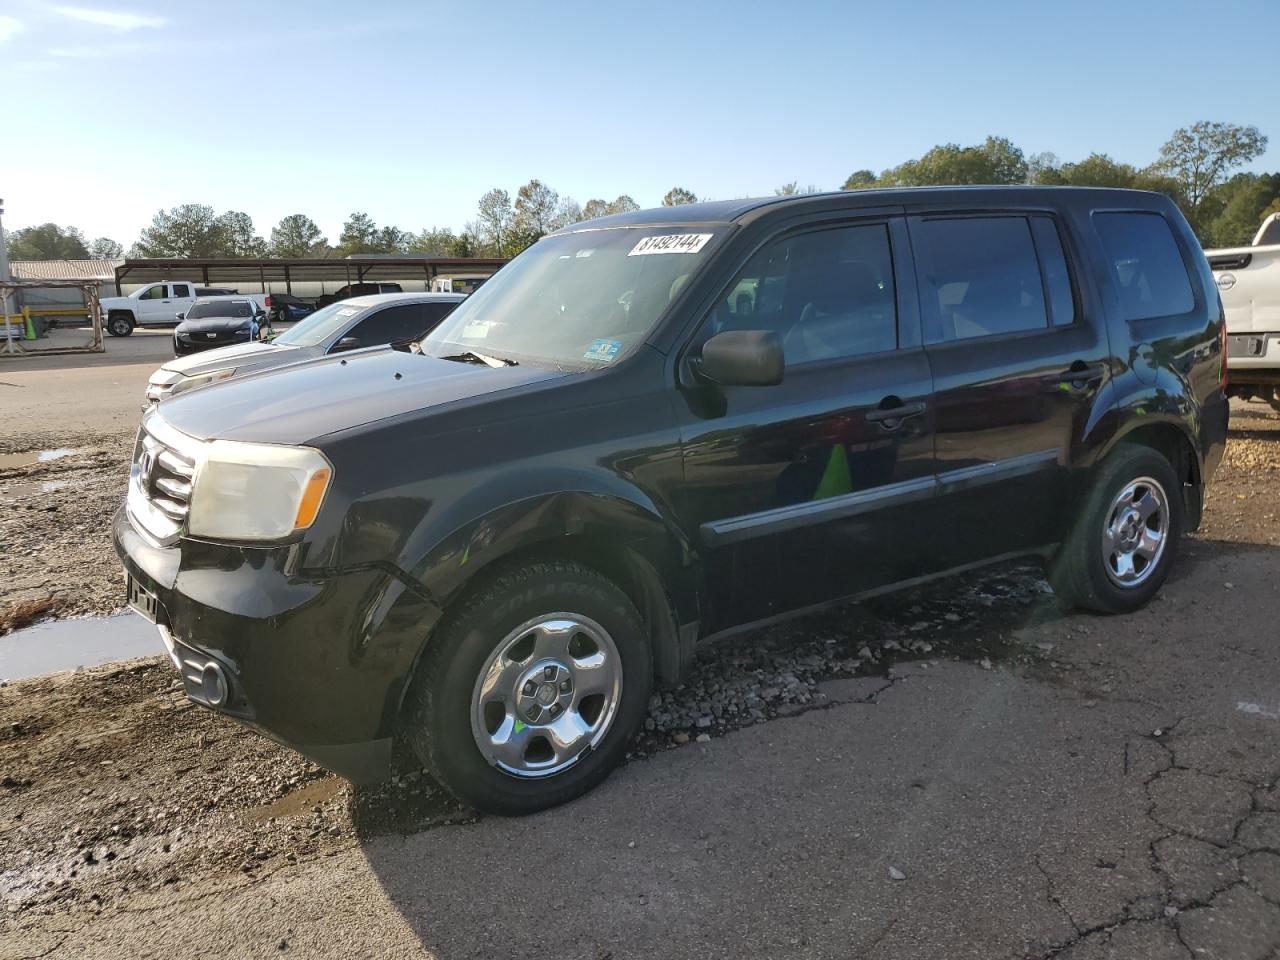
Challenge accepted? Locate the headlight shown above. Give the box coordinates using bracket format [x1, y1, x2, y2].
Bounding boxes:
[188, 441, 332, 541]
[168, 368, 236, 398]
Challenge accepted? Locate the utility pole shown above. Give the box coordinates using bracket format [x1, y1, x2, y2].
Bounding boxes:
[0, 198, 13, 354]
[0, 198, 9, 282]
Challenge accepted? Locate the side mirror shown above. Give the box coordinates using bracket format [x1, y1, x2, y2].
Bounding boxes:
[175, 312, 185, 321]
[697, 330, 784, 386]
[331, 335, 361, 353]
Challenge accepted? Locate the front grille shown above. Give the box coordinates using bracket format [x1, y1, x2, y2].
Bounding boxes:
[127, 415, 203, 543]
[140, 432, 194, 520]
[180, 329, 246, 343]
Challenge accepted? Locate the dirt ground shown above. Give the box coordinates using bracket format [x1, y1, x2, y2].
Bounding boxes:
[1, 392, 1279, 958]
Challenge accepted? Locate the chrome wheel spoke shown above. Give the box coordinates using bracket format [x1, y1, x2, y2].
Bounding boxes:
[1136, 527, 1163, 561]
[529, 620, 577, 661]
[1113, 551, 1137, 581]
[477, 652, 527, 706]
[1133, 489, 1161, 524]
[487, 714, 534, 768]
[573, 658, 616, 700]
[546, 711, 593, 763]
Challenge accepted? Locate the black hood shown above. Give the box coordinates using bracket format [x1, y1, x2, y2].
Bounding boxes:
[177, 315, 255, 334]
[158, 347, 566, 445]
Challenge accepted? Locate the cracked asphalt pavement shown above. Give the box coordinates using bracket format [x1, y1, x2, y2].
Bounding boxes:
[3, 395, 1280, 958]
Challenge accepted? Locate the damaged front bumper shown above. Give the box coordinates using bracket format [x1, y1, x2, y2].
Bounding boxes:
[112, 507, 435, 784]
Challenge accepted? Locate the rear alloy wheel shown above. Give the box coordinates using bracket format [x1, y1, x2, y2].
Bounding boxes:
[404, 560, 651, 815]
[107, 314, 134, 337]
[1051, 444, 1183, 614]
[1100, 477, 1169, 589]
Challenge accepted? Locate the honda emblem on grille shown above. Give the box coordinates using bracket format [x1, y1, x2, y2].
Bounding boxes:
[205, 332, 217, 339]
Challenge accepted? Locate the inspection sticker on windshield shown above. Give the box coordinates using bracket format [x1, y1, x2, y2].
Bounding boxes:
[628, 233, 713, 256]
[584, 338, 621, 362]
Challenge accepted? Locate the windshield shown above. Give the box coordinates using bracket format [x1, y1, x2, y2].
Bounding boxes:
[186, 300, 253, 320]
[273, 302, 362, 347]
[419, 228, 721, 369]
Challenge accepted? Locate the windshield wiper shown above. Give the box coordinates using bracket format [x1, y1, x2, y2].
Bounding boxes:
[439, 350, 518, 368]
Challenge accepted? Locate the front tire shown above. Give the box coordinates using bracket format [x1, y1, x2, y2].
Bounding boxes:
[107, 313, 134, 337]
[403, 560, 652, 816]
[1051, 444, 1183, 614]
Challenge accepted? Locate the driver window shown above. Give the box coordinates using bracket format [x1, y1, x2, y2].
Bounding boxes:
[140, 285, 169, 300]
[707, 224, 898, 364]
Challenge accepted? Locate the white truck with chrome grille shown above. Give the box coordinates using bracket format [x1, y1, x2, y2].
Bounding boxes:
[1207, 213, 1280, 408]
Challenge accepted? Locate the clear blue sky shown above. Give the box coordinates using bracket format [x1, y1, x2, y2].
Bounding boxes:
[5, 0, 1278, 246]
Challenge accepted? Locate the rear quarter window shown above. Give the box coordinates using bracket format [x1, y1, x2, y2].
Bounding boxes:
[1093, 212, 1195, 321]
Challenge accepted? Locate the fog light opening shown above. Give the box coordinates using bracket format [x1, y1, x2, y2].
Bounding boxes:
[200, 661, 229, 707]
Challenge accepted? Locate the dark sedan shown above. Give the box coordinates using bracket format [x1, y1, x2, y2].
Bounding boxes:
[173, 299, 263, 356]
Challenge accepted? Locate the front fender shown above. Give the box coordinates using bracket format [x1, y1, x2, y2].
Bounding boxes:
[346, 483, 700, 741]
[406, 481, 698, 618]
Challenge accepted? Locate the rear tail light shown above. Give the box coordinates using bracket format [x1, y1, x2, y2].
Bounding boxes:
[264, 295, 273, 307]
[1218, 293, 1228, 387]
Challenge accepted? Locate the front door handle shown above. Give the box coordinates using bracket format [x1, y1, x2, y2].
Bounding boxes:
[866, 399, 926, 429]
[1059, 361, 1108, 386]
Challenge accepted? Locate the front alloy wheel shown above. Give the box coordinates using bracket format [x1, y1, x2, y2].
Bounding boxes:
[471, 614, 622, 778]
[404, 559, 651, 815]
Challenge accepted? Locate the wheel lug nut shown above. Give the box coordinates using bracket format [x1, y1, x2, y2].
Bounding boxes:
[560, 680, 571, 693]
[523, 681, 535, 695]
[544, 666, 556, 681]
[549, 704, 561, 718]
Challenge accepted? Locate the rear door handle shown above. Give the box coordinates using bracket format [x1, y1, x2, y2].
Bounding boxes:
[1059, 362, 1108, 386]
[866, 399, 926, 427]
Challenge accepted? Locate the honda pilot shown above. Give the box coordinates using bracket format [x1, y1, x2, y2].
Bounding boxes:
[114, 187, 1229, 815]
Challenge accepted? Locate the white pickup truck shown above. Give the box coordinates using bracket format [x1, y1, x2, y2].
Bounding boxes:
[1207, 213, 1280, 408]
[99, 282, 265, 337]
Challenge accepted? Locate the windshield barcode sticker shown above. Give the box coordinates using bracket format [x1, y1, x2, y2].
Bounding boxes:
[628, 233, 713, 256]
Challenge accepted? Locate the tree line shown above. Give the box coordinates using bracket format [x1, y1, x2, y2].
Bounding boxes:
[8, 120, 1275, 263]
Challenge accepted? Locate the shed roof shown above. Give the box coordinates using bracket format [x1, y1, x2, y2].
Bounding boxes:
[114, 256, 506, 288]
[11, 259, 123, 281]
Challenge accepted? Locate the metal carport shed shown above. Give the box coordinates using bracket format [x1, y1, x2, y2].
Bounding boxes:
[112, 256, 507, 295]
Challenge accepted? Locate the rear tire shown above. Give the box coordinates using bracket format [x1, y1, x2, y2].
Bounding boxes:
[1050, 444, 1183, 614]
[403, 560, 652, 816]
[107, 314, 134, 337]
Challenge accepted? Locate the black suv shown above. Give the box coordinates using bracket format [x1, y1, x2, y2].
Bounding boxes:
[114, 187, 1228, 815]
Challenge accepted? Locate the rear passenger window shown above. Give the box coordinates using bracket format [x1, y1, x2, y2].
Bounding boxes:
[713, 223, 898, 364]
[1029, 217, 1076, 327]
[1093, 212, 1195, 321]
[913, 217, 1049, 342]
[171, 284, 192, 299]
